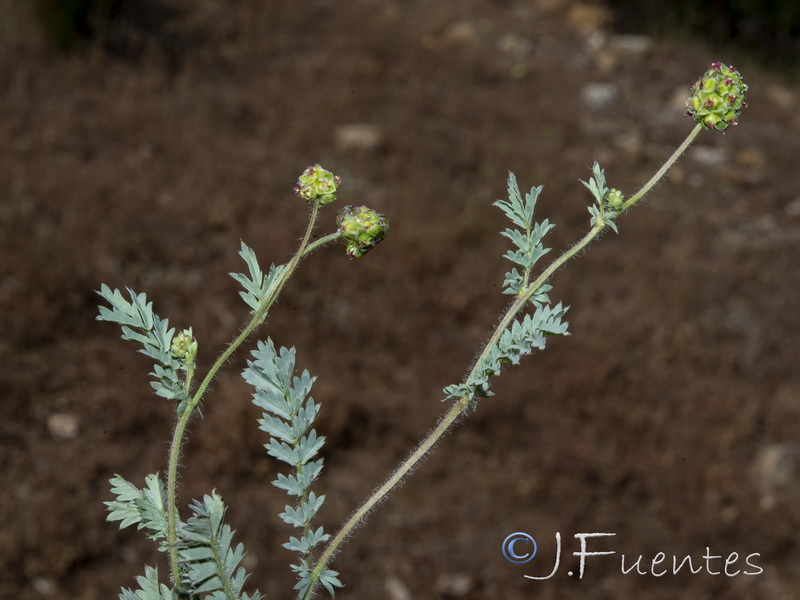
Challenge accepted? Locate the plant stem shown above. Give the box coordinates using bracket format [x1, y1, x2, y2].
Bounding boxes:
[304, 232, 342, 256]
[303, 123, 704, 599]
[620, 123, 703, 213]
[165, 201, 325, 587]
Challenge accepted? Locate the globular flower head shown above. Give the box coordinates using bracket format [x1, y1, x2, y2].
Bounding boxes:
[294, 164, 342, 206]
[336, 205, 389, 259]
[606, 188, 624, 210]
[171, 328, 197, 362]
[685, 61, 748, 132]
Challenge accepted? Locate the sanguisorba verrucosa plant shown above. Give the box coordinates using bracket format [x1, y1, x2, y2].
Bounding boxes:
[98, 62, 747, 599]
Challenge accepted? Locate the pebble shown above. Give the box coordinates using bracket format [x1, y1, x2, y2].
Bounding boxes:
[752, 443, 800, 511]
[567, 3, 612, 36]
[783, 196, 800, 217]
[385, 575, 412, 600]
[580, 82, 619, 111]
[442, 21, 480, 46]
[613, 130, 643, 156]
[609, 34, 653, 55]
[690, 145, 728, 168]
[32, 577, 56, 596]
[496, 32, 532, 60]
[47, 412, 80, 439]
[435, 572, 474, 597]
[335, 123, 383, 152]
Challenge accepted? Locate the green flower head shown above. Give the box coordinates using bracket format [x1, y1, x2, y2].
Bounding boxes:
[171, 328, 197, 361]
[336, 205, 389, 259]
[606, 188, 624, 209]
[685, 62, 748, 132]
[294, 164, 342, 205]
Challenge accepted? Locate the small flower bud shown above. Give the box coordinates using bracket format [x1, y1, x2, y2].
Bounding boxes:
[293, 164, 342, 205]
[606, 188, 624, 209]
[685, 61, 748, 132]
[336, 205, 389, 259]
[171, 328, 197, 362]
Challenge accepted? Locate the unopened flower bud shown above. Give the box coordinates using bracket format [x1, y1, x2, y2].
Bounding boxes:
[336, 205, 389, 259]
[685, 61, 748, 132]
[171, 328, 197, 362]
[606, 188, 624, 209]
[293, 164, 342, 205]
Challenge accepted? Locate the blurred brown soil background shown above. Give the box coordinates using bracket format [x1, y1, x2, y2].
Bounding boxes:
[2, 1, 800, 598]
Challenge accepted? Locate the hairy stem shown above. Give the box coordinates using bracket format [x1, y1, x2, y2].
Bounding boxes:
[621, 123, 703, 212]
[303, 123, 704, 599]
[166, 201, 325, 586]
[304, 231, 342, 256]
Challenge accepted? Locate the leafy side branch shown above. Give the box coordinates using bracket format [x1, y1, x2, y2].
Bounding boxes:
[304, 110, 729, 597]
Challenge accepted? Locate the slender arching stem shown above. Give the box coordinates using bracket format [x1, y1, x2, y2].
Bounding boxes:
[165, 201, 328, 586]
[302, 123, 705, 599]
[620, 123, 703, 212]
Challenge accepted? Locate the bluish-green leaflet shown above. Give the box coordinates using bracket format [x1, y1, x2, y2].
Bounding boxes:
[176, 493, 261, 599]
[96, 285, 187, 405]
[580, 161, 608, 204]
[242, 338, 341, 597]
[229, 241, 284, 313]
[117, 566, 173, 600]
[106, 473, 169, 547]
[494, 173, 555, 295]
[443, 303, 569, 405]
